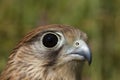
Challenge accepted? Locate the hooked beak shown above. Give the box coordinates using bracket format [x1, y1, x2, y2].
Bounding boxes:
[70, 40, 92, 65]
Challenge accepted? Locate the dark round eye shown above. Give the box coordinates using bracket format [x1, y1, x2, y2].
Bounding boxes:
[42, 33, 58, 48]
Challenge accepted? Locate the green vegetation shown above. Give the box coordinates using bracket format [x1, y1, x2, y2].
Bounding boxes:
[0, 0, 120, 80]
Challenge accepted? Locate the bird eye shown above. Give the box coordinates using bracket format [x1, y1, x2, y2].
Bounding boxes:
[42, 33, 58, 48]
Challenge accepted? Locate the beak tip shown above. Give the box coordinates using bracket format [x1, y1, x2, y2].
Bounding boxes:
[87, 53, 92, 65]
[84, 51, 92, 65]
[88, 58, 92, 65]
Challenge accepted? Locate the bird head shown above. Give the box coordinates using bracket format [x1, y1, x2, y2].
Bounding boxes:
[16, 24, 92, 66]
[0, 24, 92, 80]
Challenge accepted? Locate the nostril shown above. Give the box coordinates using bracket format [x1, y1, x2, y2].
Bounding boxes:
[75, 42, 79, 46]
[74, 40, 87, 48]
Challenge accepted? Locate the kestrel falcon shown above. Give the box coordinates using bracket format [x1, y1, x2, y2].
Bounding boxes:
[0, 24, 92, 80]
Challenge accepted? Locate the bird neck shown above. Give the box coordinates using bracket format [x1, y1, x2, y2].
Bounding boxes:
[43, 61, 83, 80]
[0, 60, 83, 80]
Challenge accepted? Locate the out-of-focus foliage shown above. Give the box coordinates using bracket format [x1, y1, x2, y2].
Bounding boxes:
[0, 0, 120, 80]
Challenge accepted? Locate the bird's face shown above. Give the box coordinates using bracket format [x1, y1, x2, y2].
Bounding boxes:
[16, 24, 92, 68]
[0, 24, 92, 80]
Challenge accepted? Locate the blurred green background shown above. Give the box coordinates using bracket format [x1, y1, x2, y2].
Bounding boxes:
[0, 0, 120, 80]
